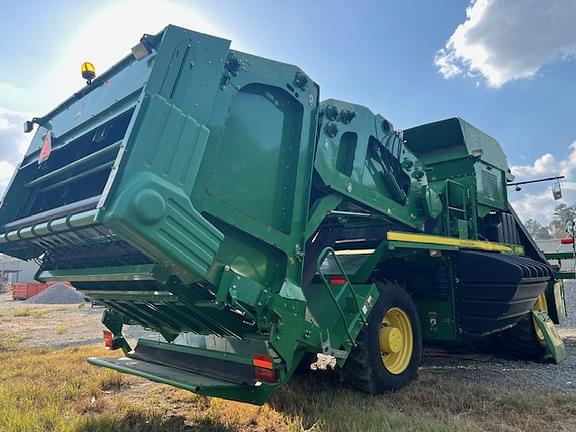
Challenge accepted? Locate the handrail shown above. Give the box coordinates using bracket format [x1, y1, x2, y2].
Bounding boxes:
[26, 141, 121, 187]
[316, 247, 367, 345]
[40, 161, 114, 193]
[443, 179, 468, 237]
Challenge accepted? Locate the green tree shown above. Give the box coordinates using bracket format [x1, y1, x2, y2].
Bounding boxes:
[524, 218, 552, 240]
[549, 203, 576, 238]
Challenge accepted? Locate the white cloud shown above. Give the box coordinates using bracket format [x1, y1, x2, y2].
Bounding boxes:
[0, 106, 30, 198]
[511, 142, 576, 179]
[0, 161, 17, 200]
[0, 106, 30, 162]
[510, 183, 576, 224]
[510, 142, 576, 223]
[435, 0, 576, 87]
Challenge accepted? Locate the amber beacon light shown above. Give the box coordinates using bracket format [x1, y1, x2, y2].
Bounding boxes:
[81, 62, 96, 85]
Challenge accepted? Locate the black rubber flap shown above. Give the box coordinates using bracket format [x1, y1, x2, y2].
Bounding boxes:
[455, 251, 551, 337]
[129, 341, 257, 386]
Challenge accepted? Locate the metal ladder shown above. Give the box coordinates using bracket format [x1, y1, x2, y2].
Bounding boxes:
[316, 247, 367, 348]
[443, 179, 469, 238]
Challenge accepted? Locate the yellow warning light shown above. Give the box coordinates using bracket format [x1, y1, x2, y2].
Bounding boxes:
[81, 62, 96, 85]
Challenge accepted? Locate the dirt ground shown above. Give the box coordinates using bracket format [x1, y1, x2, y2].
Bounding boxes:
[0, 293, 159, 349]
[420, 284, 576, 394]
[1, 284, 576, 396]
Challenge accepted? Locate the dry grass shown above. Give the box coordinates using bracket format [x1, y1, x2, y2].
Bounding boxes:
[0, 332, 575, 431]
[0, 334, 184, 432]
[55, 324, 68, 334]
[10, 307, 55, 318]
[270, 372, 576, 431]
[0, 306, 70, 319]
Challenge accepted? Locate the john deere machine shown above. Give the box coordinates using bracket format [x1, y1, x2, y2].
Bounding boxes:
[0, 25, 567, 404]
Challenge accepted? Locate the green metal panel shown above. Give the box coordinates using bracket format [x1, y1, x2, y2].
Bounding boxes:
[192, 49, 320, 286]
[555, 272, 576, 279]
[100, 94, 223, 284]
[404, 117, 510, 219]
[314, 99, 423, 231]
[415, 298, 457, 342]
[545, 252, 574, 260]
[404, 117, 509, 173]
[144, 25, 231, 125]
[533, 310, 567, 363]
[205, 84, 303, 234]
[23, 57, 152, 160]
[36, 264, 156, 283]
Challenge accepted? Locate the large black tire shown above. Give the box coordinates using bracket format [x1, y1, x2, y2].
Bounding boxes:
[344, 280, 422, 393]
[497, 315, 547, 360]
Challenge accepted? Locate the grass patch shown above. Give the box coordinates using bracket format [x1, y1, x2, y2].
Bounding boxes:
[55, 324, 68, 334]
[0, 334, 575, 431]
[0, 306, 70, 319]
[268, 372, 576, 431]
[0, 339, 180, 432]
[11, 307, 54, 318]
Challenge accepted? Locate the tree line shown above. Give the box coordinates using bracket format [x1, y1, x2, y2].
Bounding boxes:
[524, 203, 576, 240]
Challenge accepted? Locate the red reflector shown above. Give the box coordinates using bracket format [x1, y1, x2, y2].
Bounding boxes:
[255, 367, 277, 383]
[103, 330, 118, 349]
[253, 353, 273, 369]
[330, 275, 347, 285]
[38, 131, 52, 164]
[561, 238, 574, 244]
[253, 354, 276, 382]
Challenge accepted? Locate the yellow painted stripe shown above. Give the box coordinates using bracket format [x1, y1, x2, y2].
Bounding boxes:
[335, 249, 376, 256]
[387, 231, 517, 253]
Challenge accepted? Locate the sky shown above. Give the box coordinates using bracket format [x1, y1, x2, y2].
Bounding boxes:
[0, 0, 575, 224]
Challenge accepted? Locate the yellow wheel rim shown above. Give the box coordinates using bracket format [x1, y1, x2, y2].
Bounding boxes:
[532, 294, 548, 341]
[379, 307, 413, 374]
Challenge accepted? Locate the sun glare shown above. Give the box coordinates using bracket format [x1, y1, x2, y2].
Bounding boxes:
[39, 0, 231, 110]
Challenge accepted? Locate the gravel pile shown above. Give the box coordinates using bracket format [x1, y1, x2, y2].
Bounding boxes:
[25, 283, 85, 304]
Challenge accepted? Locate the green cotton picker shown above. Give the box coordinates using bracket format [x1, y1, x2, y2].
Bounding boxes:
[0, 25, 568, 405]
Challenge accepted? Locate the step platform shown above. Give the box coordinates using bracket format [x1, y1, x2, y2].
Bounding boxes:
[89, 339, 279, 405]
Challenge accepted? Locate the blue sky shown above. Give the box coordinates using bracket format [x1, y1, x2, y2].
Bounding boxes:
[1, 0, 575, 223]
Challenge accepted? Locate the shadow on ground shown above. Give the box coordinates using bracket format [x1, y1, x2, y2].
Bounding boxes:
[78, 411, 240, 432]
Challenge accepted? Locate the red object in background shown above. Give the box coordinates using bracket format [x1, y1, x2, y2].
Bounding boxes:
[560, 238, 574, 244]
[12, 283, 51, 300]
